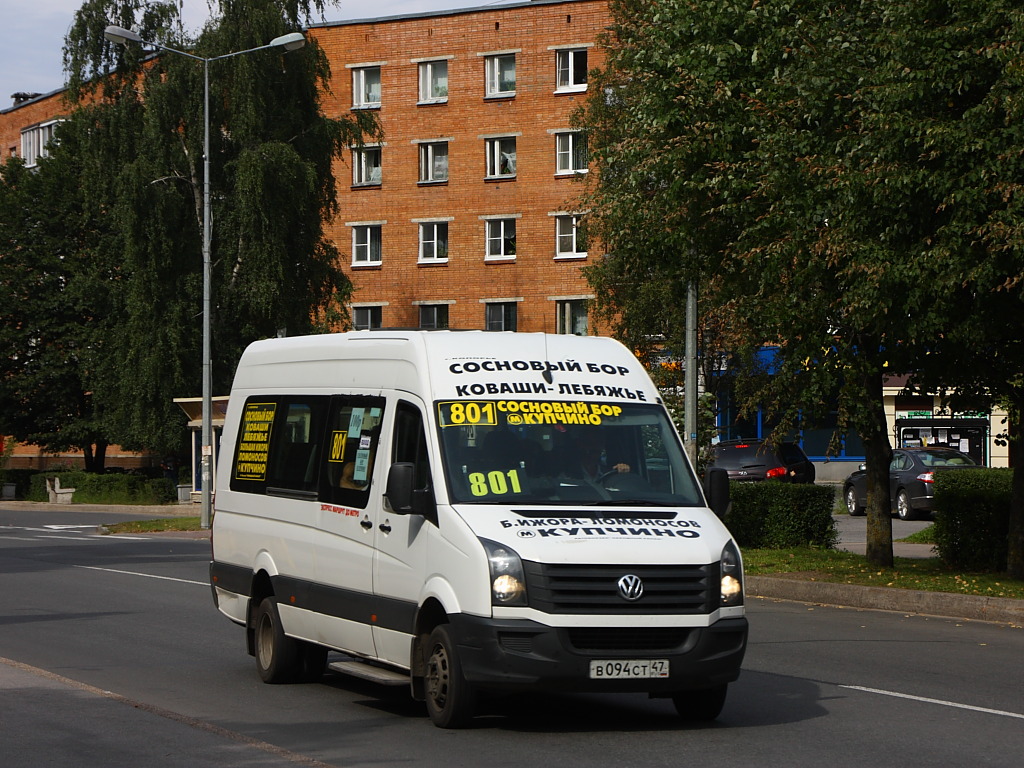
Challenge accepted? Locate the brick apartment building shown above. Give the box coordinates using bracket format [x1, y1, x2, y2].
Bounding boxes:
[311, 0, 610, 334]
[2, 0, 610, 337]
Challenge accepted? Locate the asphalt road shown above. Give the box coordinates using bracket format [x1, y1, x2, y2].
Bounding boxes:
[2, 504, 1023, 767]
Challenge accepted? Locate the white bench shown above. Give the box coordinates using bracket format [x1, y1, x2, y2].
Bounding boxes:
[46, 476, 75, 504]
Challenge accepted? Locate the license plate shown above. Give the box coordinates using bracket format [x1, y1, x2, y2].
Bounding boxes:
[589, 659, 670, 679]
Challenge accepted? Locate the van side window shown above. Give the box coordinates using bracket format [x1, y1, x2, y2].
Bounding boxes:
[320, 396, 386, 508]
[393, 401, 431, 491]
[265, 399, 330, 494]
[230, 396, 330, 496]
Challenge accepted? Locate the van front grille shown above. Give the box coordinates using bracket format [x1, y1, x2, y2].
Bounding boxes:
[523, 562, 715, 616]
[567, 627, 691, 652]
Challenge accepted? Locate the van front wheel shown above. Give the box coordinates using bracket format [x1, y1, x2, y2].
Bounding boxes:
[424, 625, 476, 728]
[254, 597, 300, 684]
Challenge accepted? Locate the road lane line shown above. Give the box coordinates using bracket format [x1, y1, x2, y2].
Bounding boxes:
[842, 684, 1024, 720]
[0, 656, 341, 768]
[72, 564, 207, 587]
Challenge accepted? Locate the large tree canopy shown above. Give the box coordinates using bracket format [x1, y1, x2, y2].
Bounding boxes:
[579, 0, 1024, 570]
[0, 0, 375, 463]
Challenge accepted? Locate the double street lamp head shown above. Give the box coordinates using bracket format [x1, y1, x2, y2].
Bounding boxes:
[103, 25, 306, 56]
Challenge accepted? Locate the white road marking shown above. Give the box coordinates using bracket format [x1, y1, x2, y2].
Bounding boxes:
[842, 684, 1024, 720]
[72, 564, 207, 587]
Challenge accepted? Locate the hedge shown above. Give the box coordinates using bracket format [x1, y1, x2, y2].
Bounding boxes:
[727, 482, 838, 549]
[27, 471, 177, 505]
[933, 468, 1012, 572]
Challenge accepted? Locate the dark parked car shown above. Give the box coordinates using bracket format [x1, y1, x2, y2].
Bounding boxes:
[843, 447, 978, 521]
[708, 439, 816, 483]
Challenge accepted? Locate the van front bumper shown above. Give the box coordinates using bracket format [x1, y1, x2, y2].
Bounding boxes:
[447, 614, 748, 693]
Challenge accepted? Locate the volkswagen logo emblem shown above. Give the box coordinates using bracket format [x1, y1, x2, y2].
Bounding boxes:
[617, 574, 644, 601]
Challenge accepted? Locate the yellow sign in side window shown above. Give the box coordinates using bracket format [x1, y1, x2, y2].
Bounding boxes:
[328, 430, 348, 463]
[234, 402, 277, 481]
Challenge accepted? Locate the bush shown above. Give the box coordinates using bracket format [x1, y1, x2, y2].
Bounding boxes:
[0, 468, 35, 499]
[727, 482, 838, 549]
[932, 468, 1012, 572]
[28, 472, 177, 505]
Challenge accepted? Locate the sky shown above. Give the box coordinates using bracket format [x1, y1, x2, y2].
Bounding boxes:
[0, 0, 518, 110]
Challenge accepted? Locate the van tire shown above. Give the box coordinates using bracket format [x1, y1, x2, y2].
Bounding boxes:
[672, 684, 727, 721]
[254, 597, 300, 684]
[424, 625, 476, 728]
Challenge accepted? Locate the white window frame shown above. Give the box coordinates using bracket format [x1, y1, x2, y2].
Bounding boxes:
[352, 305, 383, 330]
[418, 59, 449, 103]
[417, 303, 450, 330]
[351, 223, 383, 266]
[555, 299, 590, 335]
[555, 48, 589, 92]
[21, 120, 63, 167]
[555, 131, 588, 175]
[484, 301, 518, 332]
[485, 53, 516, 97]
[485, 136, 517, 179]
[418, 221, 450, 262]
[418, 141, 449, 183]
[352, 146, 382, 186]
[554, 214, 587, 259]
[484, 218, 517, 260]
[351, 65, 382, 109]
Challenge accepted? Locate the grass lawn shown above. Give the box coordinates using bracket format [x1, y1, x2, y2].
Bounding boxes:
[104, 517, 202, 533]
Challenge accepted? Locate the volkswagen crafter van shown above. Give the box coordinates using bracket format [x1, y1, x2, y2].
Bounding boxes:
[210, 331, 747, 727]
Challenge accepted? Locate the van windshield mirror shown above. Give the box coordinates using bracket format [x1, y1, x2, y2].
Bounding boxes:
[435, 400, 702, 506]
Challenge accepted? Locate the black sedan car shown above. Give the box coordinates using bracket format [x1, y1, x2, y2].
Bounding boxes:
[843, 447, 978, 521]
[708, 439, 816, 483]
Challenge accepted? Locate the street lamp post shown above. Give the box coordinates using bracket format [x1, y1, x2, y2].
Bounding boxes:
[104, 24, 305, 529]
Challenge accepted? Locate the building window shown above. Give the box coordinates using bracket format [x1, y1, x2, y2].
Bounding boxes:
[352, 66, 381, 108]
[419, 304, 449, 330]
[485, 218, 516, 259]
[352, 225, 383, 265]
[556, 48, 588, 91]
[485, 302, 517, 332]
[353, 306, 383, 330]
[556, 131, 588, 174]
[418, 142, 449, 183]
[485, 54, 516, 97]
[485, 136, 516, 179]
[353, 146, 382, 186]
[418, 60, 448, 103]
[419, 222, 449, 262]
[556, 300, 589, 335]
[21, 120, 62, 167]
[555, 215, 587, 258]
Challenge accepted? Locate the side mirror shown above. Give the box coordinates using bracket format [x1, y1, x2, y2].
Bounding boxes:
[385, 462, 415, 515]
[704, 467, 730, 519]
[384, 462, 438, 524]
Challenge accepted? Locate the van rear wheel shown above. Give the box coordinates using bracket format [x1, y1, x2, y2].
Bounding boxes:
[254, 596, 300, 684]
[672, 684, 728, 721]
[424, 625, 476, 728]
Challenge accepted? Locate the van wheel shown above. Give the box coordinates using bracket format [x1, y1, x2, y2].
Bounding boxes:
[673, 684, 728, 721]
[424, 625, 476, 728]
[254, 597, 300, 684]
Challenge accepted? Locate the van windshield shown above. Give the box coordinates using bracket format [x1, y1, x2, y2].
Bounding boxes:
[435, 400, 704, 506]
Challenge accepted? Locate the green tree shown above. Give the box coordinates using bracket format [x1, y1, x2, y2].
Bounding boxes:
[0, 154, 112, 470]
[579, 0, 1024, 568]
[47, 0, 375, 455]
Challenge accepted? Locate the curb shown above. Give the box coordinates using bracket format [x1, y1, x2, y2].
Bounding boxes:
[747, 576, 1024, 625]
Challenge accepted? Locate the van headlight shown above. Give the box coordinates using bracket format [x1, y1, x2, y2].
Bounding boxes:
[481, 539, 528, 607]
[720, 540, 744, 607]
